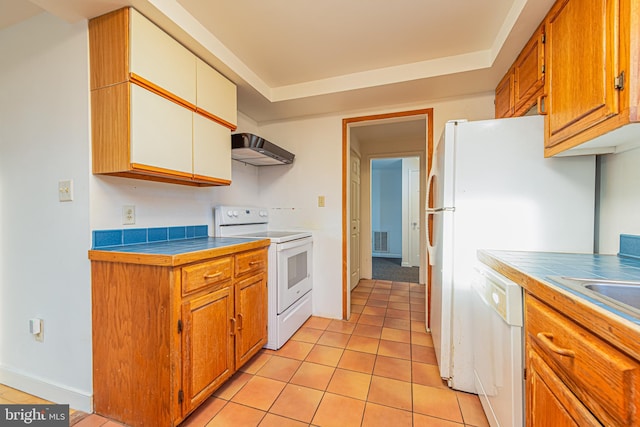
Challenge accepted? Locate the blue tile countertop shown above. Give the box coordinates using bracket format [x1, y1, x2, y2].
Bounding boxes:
[89, 225, 270, 267]
[93, 236, 266, 255]
[478, 247, 640, 353]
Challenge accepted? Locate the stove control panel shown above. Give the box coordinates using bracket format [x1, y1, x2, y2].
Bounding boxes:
[214, 206, 268, 226]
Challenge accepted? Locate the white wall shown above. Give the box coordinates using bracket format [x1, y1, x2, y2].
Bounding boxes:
[90, 118, 261, 232]
[255, 116, 344, 318]
[371, 160, 403, 258]
[598, 147, 640, 254]
[0, 13, 92, 411]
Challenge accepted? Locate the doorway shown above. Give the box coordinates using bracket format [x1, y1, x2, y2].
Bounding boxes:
[341, 109, 434, 320]
[370, 156, 420, 283]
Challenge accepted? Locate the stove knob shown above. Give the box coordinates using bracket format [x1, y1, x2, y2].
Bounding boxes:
[259, 210, 267, 217]
[232, 210, 239, 217]
[226, 210, 234, 217]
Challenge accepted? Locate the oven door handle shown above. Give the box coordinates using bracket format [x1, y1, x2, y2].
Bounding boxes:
[276, 237, 313, 252]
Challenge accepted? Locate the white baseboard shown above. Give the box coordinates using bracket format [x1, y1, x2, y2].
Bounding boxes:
[0, 366, 92, 413]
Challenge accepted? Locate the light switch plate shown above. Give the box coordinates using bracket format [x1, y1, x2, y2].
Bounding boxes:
[58, 180, 73, 202]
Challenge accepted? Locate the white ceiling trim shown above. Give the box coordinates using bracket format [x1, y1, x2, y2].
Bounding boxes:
[272, 50, 494, 102]
[490, 0, 528, 58]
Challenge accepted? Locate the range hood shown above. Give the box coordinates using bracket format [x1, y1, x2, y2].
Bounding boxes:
[231, 133, 295, 166]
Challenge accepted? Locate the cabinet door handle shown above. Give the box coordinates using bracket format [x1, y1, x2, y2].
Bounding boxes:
[204, 272, 223, 280]
[237, 313, 244, 331]
[229, 318, 236, 336]
[537, 332, 575, 357]
[537, 95, 548, 115]
[249, 261, 262, 266]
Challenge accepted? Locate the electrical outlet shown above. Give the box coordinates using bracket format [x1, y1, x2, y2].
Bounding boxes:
[122, 205, 136, 225]
[58, 179, 73, 202]
[318, 195, 325, 207]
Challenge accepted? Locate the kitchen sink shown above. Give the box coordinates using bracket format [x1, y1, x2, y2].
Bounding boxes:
[547, 276, 640, 319]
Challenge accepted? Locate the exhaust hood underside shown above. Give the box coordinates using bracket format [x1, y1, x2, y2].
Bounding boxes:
[231, 133, 295, 166]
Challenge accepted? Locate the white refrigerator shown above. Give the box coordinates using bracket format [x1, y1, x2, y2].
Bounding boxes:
[426, 115, 595, 393]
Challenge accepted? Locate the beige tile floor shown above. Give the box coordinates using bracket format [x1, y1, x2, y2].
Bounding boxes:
[2, 279, 489, 427]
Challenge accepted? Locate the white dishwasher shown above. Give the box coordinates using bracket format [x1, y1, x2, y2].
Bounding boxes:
[471, 263, 524, 427]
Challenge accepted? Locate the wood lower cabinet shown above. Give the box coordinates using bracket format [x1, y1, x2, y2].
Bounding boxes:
[90, 241, 269, 427]
[235, 273, 268, 367]
[181, 286, 234, 415]
[525, 294, 640, 426]
[527, 350, 601, 426]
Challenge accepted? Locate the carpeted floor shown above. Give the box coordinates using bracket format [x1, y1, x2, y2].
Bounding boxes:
[372, 257, 420, 283]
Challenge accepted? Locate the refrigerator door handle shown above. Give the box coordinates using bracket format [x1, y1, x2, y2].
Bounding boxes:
[426, 208, 438, 266]
[426, 207, 455, 213]
[426, 165, 436, 210]
[426, 166, 435, 266]
[426, 224, 435, 266]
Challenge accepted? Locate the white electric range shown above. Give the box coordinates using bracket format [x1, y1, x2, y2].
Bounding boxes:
[213, 206, 313, 349]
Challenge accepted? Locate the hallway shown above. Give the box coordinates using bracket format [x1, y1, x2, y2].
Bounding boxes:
[371, 257, 420, 283]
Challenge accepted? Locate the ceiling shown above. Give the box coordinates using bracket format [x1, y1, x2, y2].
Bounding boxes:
[1, 0, 554, 125]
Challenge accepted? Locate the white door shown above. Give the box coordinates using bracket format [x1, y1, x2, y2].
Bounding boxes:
[409, 168, 420, 267]
[350, 151, 361, 290]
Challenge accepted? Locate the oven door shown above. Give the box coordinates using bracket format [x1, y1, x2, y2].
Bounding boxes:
[277, 237, 313, 313]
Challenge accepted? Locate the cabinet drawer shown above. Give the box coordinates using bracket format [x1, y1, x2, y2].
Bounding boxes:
[526, 295, 640, 426]
[182, 257, 232, 295]
[235, 249, 267, 278]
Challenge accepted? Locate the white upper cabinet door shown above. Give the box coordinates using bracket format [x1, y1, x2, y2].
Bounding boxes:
[196, 58, 237, 127]
[193, 114, 232, 181]
[130, 84, 193, 174]
[129, 8, 196, 105]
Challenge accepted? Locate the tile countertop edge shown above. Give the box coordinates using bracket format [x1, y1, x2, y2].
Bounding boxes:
[88, 238, 271, 267]
[477, 249, 640, 362]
